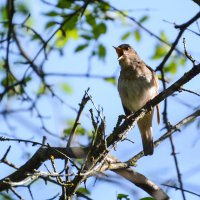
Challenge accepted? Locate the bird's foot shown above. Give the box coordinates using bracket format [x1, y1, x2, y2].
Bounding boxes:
[146, 99, 153, 110]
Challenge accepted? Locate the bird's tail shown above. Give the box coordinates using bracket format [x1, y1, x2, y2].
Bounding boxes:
[137, 111, 154, 156]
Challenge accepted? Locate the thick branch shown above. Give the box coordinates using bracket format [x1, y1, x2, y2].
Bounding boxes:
[0, 64, 200, 197]
[0, 147, 170, 199]
[107, 64, 200, 146]
[1, 108, 200, 199]
[128, 109, 200, 163]
[0, 147, 88, 191]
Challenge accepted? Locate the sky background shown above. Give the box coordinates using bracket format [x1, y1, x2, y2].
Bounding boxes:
[0, 0, 200, 199]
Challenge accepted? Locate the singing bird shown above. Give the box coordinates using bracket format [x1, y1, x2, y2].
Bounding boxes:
[113, 44, 160, 156]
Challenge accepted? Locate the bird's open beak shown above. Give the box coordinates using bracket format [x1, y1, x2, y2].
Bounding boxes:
[113, 46, 124, 60]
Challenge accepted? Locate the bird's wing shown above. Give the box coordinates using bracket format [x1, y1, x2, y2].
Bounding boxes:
[146, 65, 160, 125]
[146, 65, 159, 90]
[156, 104, 160, 125]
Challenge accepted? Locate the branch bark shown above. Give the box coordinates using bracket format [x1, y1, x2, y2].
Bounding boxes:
[1, 108, 200, 199]
[1, 63, 200, 198]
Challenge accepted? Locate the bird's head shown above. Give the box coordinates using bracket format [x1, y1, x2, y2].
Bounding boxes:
[113, 44, 139, 68]
[113, 44, 133, 61]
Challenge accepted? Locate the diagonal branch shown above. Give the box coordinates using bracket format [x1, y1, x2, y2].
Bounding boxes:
[107, 64, 200, 147]
[128, 109, 200, 164]
[0, 109, 199, 198]
[0, 64, 200, 198]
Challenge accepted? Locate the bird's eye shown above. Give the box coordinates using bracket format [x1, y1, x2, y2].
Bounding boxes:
[125, 46, 129, 50]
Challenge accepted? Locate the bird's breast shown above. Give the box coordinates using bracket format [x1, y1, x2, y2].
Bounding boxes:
[118, 75, 157, 112]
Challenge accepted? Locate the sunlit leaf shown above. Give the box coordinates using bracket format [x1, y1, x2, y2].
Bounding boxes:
[61, 83, 73, 94]
[56, 29, 78, 48]
[179, 57, 186, 66]
[160, 31, 168, 42]
[104, 77, 117, 85]
[140, 197, 155, 200]
[164, 61, 177, 74]
[37, 84, 46, 95]
[151, 45, 168, 60]
[63, 125, 86, 136]
[134, 29, 141, 42]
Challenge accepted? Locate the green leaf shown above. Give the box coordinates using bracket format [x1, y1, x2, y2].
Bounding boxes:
[62, 15, 78, 31]
[164, 61, 177, 74]
[140, 197, 155, 200]
[63, 125, 86, 136]
[77, 187, 90, 195]
[81, 34, 92, 40]
[43, 11, 59, 17]
[104, 77, 116, 85]
[0, 60, 5, 70]
[37, 84, 46, 95]
[179, 57, 186, 66]
[1, 6, 8, 21]
[57, 0, 72, 9]
[160, 31, 168, 42]
[93, 22, 107, 39]
[63, 128, 72, 135]
[56, 29, 78, 48]
[45, 21, 57, 29]
[74, 44, 89, 52]
[86, 13, 96, 27]
[61, 83, 73, 94]
[25, 76, 32, 83]
[134, 29, 141, 42]
[16, 2, 29, 15]
[55, 15, 79, 47]
[98, 44, 106, 60]
[139, 15, 149, 23]
[98, 23, 107, 34]
[99, 2, 110, 11]
[151, 45, 168, 60]
[121, 32, 131, 40]
[1, 74, 17, 87]
[117, 193, 130, 200]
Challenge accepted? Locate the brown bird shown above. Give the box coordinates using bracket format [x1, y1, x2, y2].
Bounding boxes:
[113, 44, 160, 156]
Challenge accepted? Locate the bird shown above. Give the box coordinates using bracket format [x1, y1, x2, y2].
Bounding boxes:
[113, 44, 160, 156]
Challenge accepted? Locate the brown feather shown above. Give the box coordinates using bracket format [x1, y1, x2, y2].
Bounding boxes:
[156, 104, 160, 125]
[137, 111, 154, 156]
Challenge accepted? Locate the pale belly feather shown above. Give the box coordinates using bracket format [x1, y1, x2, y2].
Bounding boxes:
[118, 76, 157, 112]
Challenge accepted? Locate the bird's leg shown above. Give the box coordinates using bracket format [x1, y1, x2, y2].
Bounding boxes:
[122, 105, 133, 125]
[146, 99, 153, 111]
